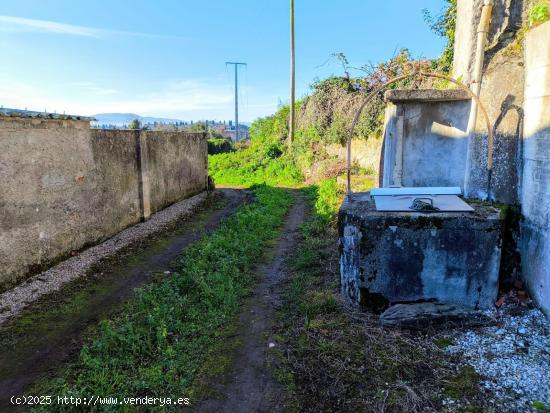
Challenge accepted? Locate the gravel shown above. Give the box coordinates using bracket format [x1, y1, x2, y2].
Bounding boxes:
[0, 191, 209, 326]
[447, 306, 550, 412]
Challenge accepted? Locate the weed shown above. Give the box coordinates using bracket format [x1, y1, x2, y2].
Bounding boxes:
[435, 336, 455, 349]
[443, 366, 480, 399]
[533, 400, 550, 412]
[528, 1, 550, 27]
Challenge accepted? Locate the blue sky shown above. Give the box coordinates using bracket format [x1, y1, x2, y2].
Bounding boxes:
[0, 0, 445, 122]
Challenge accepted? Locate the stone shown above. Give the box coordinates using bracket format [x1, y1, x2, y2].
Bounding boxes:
[379, 302, 491, 328]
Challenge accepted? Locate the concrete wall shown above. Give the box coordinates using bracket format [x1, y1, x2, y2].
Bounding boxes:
[339, 195, 502, 310]
[0, 118, 207, 291]
[381, 90, 471, 189]
[521, 20, 550, 316]
[142, 131, 208, 214]
[454, 0, 526, 203]
[325, 138, 383, 176]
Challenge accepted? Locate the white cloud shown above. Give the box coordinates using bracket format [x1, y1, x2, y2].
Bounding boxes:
[0, 78, 234, 118]
[0, 15, 185, 40]
[69, 82, 119, 96]
[96, 79, 235, 117]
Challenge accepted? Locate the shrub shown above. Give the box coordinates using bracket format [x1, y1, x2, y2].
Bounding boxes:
[528, 1, 550, 27]
[207, 138, 233, 155]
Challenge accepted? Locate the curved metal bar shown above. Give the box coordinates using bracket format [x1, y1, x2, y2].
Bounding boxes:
[346, 74, 413, 197]
[346, 71, 493, 199]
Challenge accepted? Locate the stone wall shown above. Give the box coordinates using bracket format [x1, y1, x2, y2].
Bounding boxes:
[521, 20, 550, 316]
[325, 138, 383, 177]
[0, 117, 207, 291]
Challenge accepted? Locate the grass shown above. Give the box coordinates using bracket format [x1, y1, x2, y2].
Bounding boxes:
[209, 150, 302, 187]
[209, 110, 303, 188]
[33, 185, 292, 412]
[269, 181, 489, 413]
[434, 336, 455, 349]
[528, 1, 549, 27]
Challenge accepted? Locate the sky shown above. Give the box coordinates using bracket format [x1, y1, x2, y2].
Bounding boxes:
[0, 0, 446, 122]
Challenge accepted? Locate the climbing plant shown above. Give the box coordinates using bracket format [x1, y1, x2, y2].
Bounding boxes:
[423, 0, 457, 72]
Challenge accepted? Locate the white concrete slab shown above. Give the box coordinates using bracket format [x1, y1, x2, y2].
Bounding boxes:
[373, 194, 474, 212]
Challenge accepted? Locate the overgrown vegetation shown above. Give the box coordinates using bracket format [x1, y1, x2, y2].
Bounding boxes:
[270, 181, 489, 412]
[207, 138, 234, 155]
[34, 185, 292, 412]
[423, 0, 457, 72]
[209, 2, 459, 189]
[208, 107, 304, 187]
[209, 49, 421, 188]
[528, 0, 550, 27]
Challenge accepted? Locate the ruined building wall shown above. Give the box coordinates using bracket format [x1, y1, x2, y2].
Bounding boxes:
[0, 118, 207, 292]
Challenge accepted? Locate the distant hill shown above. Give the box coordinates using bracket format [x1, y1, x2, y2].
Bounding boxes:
[92, 113, 185, 127]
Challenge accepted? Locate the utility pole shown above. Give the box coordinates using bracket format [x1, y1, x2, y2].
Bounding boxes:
[225, 62, 247, 141]
[289, 0, 295, 144]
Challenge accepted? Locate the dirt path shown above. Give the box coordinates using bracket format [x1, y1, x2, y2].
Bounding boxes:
[0, 189, 248, 410]
[194, 191, 307, 413]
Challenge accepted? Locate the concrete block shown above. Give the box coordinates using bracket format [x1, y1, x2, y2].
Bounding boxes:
[339, 193, 503, 310]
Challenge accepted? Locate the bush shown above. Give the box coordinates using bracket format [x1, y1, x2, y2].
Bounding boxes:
[528, 1, 550, 27]
[207, 138, 233, 155]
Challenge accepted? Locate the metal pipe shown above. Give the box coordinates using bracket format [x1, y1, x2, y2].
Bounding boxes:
[468, 0, 494, 192]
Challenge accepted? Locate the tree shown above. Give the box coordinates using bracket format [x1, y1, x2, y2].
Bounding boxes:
[423, 0, 457, 72]
[128, 119, 141, 130]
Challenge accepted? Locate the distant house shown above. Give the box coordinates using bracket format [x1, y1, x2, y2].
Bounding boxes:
[221, 121, 250, 141]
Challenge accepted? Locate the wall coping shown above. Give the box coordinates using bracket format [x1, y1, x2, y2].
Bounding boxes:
[384, 89, 471, 103]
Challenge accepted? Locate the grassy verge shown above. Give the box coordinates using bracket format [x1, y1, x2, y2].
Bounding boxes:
[271, 182, 489, 413]
[34, 185, 292, 412]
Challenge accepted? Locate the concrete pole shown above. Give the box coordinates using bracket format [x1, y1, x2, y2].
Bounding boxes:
[468, 0, 494, 132]
[289, 0, 296, 144]
[225, 62, 247, 141]
[235, 64, 239, 141]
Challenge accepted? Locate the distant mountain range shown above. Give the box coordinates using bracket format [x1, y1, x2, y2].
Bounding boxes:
[92, 113, 185, 127]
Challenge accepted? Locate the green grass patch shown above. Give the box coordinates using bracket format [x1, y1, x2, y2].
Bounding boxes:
[443, 366, 480, 400]
[533, 400, 550, 412]
[209, 110, 303, 188]
[434, 336, 455, 349]
[33, 185, 292, 412]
